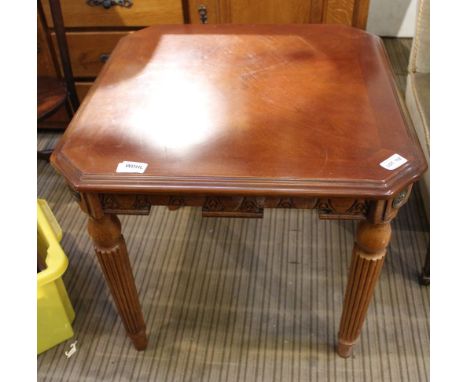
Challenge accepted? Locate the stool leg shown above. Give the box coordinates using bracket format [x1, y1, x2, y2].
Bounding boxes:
[88, 213, 147, 350]
[37, 149, 53, 161]
[419, 246, 430, 286]
[337, 220, 391, 358]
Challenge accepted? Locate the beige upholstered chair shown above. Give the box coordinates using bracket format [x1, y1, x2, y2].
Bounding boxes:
[405, 0, 429, 283]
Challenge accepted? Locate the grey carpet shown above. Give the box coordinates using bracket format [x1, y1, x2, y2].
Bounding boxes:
[37, 38, 429, 382]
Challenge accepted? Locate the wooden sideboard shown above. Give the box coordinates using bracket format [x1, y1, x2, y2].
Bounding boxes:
[38, 0, 371, 128]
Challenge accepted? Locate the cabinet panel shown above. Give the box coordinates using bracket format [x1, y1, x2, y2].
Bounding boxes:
[189, 0, 318, 24]
[323, 0, 355, 25]
[41, 0, 184, 27]
[186, 1, 369, 27]
[51, 31, 130, 78]
[226, 0, 313, 23]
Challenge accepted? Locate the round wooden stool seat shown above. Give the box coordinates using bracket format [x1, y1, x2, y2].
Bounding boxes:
[38, 76, 68, 121]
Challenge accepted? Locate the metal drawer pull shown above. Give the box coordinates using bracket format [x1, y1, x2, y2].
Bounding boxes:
[86, 0, 133, 9]
[99, 53, 110, 63]
[198, 5, 208, 24]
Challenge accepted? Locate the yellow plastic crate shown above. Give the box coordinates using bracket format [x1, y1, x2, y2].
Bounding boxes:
[37, 199, 75, 354]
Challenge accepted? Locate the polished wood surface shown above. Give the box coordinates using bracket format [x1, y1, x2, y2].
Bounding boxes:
[52, 25, 426, 197]
[38, 1, 371, 131]
[51, 25, 426, 358]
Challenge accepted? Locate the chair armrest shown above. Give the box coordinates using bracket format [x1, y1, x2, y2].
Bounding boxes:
[408, 0, 430, 74]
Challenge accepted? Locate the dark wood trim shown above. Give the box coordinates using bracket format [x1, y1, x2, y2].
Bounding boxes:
[38, 0, 61, 78]
[310, 0, 325, 23]
[321, 0, 329, 23]
[353, 0, 371, 29]
[37, 120, 69, 130]
[181, 0, 191, 23]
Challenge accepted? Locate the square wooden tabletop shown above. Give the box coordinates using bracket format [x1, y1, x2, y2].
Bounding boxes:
[52, 25, 426, 197]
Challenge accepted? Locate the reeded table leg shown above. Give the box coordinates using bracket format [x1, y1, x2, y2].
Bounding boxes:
[337, 220, 391, 358]
[88, 213, 148, 350]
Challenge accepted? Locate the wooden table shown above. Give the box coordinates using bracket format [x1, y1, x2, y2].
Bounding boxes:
[51, 25, 427, 358]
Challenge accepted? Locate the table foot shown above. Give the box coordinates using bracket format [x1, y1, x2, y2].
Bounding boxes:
[337, 340, 354, 358]
[129, 329, 148, 350]
[88, 213, 148, 350]
[337, 220, 391, 358]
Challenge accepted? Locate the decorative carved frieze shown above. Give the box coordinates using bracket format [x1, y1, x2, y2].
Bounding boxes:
[86, 192, 392, 221]
[101, 194, 120, 210]
[239, 197, 263, 214]
[132, 195, 151, 210]
[202, 196, 264, 218]
[99, 194, 151, 215]
[203, 197, 224, 212]
[317, 198, 369, 220]
[167, 196, 185, 210]
[277, 197, 296, 208]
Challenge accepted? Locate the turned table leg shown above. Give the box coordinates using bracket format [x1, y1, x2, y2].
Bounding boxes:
[88, 213, 148, 350]
[337, 220, 391, 358]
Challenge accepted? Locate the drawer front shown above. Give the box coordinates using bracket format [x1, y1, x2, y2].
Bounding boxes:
[41, 0, 183, 27]
[52, 31, 130, 78]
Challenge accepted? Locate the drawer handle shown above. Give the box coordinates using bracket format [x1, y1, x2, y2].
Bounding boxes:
[99, 53, 110, 63]
[198, 5, 208, 24]
[86, 0, 133, 9]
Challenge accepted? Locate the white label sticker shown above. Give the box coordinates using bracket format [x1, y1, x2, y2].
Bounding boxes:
[379, 154, 407, 170]
[116, 161, 148, 174]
